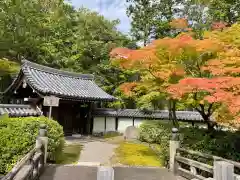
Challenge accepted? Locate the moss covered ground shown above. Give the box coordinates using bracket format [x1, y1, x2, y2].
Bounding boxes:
[114, 142, 163, 167]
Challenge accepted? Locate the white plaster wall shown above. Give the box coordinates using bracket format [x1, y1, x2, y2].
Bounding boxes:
[134, 118, 144, 128]
[106, 117, 116, 131]
[117, 118, 133, 133]
[93, 117, 105, 132]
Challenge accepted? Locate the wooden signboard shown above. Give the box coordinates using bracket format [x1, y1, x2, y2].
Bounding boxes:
[43, 96, 60, 118]
[43, 96, 59, 107]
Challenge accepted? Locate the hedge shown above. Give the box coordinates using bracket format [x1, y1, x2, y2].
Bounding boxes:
[139, 120, 240, 167]
[0, 115, 64, 174]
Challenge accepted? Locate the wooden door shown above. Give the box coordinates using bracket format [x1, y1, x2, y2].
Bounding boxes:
[59, 103, 74, 135]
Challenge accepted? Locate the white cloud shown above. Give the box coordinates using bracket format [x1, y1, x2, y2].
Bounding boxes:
[69, 0, 131, 34]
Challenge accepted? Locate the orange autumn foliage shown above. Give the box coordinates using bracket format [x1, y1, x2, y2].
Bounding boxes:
[167, 25, 240, 125]
[112, 23, 240, 127]
[211, 21, 227, 31]
[119, 82, 138, 97]
[168, 77, 240, 116]
[202, 48, 240, 76]
[111, 33, 222, 79]
[169, 18, 189, 29]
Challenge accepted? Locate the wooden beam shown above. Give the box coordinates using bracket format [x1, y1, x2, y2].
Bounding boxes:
[104, 116, 107, 132]
[24, 97, 41, 104]
[115, 117, 118, 131]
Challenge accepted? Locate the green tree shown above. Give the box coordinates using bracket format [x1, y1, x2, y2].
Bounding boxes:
[126, 0, 182, 44]
[182, 0, 210, 39]
[207, 0, 240, 25]
[126, 0, 158, 46]
[0, 0, 134, 105]
[153, 0, 182, 39]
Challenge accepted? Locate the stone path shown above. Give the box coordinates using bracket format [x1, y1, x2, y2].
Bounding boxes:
[40, 136, 186, 180]
[78, 141, 117, 165]
[65, 136, 119, 165]
[114, 166, 187, 180]
[40, 165, 98, 180]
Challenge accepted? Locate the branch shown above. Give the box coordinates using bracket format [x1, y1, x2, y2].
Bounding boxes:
[148, 65, 160, 80]
[196, 51, 211, 77]
[193, 92, 197, 100]
[195, 106, 202, 113]
[199, 104, 206, 114]
[207, 103, 213, 116]
[148, 69, 158, 79]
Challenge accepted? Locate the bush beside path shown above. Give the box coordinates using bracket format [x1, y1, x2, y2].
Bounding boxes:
[0, 115, 64, 175]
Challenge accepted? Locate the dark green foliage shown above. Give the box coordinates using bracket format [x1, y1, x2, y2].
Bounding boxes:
[126, 0, 181, 45]
[0, 115, 64, 174]
[207, 0, 240, 25]
[126, 0, 157, 46]
[0, 0, 137, 107]
[139, 120, 172, 144]
[0, 0, 131, 69]
[139, 120, 171, 167]
[139, 121, 240, 167]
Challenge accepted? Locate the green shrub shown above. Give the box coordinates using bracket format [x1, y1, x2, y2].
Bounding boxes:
[139, 120, 172, 144]
[0, 115, 64, 174]
[139, 120, 240, 167]
[139, 120, 172, 167]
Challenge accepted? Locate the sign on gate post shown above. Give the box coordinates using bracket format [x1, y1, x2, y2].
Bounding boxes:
[43, 96, 59, 119]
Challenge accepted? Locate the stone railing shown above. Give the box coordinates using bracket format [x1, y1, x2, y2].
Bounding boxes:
[1, 124, 48, 180]
[169, 128, 240, 180]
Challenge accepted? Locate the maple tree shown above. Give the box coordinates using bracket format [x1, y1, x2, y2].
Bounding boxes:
[111, 27, 223, 127]
[111, 21, 240, 129]
[168, 23, 240, 128]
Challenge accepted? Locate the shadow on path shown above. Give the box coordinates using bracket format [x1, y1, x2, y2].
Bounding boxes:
[40, 165, 97, 180]
[114, 166, 184, 180]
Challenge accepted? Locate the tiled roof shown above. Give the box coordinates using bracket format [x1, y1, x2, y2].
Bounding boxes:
[93, 108, 212, 122]
[2, 60, 116, 101]
[0, 104, 42, 117]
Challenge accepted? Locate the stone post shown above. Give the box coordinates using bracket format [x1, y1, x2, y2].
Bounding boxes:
[214, 161, 234, 180]
[36, 124, 48, 164]
[97, 166, 114, 180]
[169, 127, 180, 173]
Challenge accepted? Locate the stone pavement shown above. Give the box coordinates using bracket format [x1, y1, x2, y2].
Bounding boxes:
[40, 165, 98, 180]
[78, 141, 117, 165]
[114, 166, 186, 180]
[40, 165, 186, 180]
[40, 136, 186, 180]
[65, 136, 118, 165]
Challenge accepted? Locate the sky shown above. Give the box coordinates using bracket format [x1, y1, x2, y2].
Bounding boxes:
[70, 0, 131, 34]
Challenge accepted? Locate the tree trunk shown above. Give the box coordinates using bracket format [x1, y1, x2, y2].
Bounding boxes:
[143, 38, 147, 47]
[172, 100, 179, 128]
[206, 120, 215, 131]
[168, 99, 179, 128]
[196, 104, 215, 132]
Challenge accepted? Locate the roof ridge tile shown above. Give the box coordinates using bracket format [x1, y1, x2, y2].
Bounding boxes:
[21, 59, 94, 80]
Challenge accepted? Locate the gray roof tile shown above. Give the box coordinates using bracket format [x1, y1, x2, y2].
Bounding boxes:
[0, 104, 42, 117]
[93, 108, 212, 122]
[20, 60, 116, 101]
